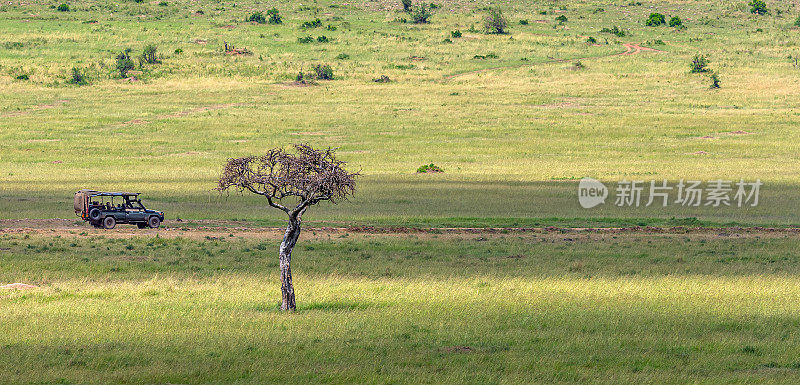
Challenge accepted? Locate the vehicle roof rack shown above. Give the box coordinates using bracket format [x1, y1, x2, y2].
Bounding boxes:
[77, 190, 140, 197]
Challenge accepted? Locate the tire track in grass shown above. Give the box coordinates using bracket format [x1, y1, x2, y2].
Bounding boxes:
[443, 42, 666, 80]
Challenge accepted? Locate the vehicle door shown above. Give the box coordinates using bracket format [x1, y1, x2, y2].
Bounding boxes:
[125, 198, 147, 222]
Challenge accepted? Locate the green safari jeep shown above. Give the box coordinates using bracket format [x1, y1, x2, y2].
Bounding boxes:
[74, 190, 165, 229]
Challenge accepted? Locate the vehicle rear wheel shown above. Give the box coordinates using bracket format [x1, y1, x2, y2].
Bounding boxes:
[102, 216, 116, 229]
[88, 208, 102, 221]
[147, 216, 161, 229]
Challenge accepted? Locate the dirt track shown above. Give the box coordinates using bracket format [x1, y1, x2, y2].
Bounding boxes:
[1, 219, 799, 240]
[444, 42, 665, 80]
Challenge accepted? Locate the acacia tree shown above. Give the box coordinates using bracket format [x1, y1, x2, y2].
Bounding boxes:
[218, 144, 358, 311]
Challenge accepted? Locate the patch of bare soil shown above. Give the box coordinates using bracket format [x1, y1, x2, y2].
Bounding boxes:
[699, 135, 716, 139]
[729, 130, 752, 135]
[0, 99, 68, 118]
[193, 39, 208, 44]
[1, 283, 38, 290]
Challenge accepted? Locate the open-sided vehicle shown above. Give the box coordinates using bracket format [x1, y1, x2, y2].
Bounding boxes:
[74, 190, 165, 229]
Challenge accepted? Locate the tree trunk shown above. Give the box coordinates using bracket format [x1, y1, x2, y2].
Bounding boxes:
[279, 220, 301, 311]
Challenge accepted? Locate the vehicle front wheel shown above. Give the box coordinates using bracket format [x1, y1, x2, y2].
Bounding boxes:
[102, 216, 116, 229]
[147, 216, 161, 229]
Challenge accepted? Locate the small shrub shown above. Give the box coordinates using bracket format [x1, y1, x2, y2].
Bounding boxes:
[69, 67, 87, 85]
[450, 30, 462, 38]
[248, 11, 266, 24]
[174, 48, 183, 54]
[646, 12, 665, 26]
[312, 64, 334, 80]
[115, 48, 135, 78]
[669, 16, 682, 27]
[326, 25, 337, 31]
[316, 35, 329, 43]
[301, 18, 322, 29]
[484, 7, 508, 34]
[573, 61, 585, 69]
[472, 53, 498, 59]
[195, 10, 204, 15]
[15, 74, 29, 80]
[429, 3, 439, 9]
[443, 38, 452, 43]
[140, 44, 159, 64]
[416, 163, 443, 173]
[57, 3, 69, 11]
[749, 0, 767, 15]
[297, 36, 314, 43]
[690, 54, 709, 73]
[267, 8, 282, 24]
[519, 19, 529, 25]
[335, 53, 350, 60]
[410, 3, 432, 24]
[158, 1, 167, 6]
[372, 75, 391, 83]
[555, 15, 568, 23]
[600, 26, 625, 37]
[709, 72, 720, 89]
[592, 7, 605, 13]
[401, 0, 412, 12]
[794, 15, 800, 27]
[586, 36, 597, 44]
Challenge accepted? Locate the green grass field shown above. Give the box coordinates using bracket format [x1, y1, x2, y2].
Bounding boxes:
[2, 0, 800, 225]
[3, 0, 800, 383]
[3, 231, 800, 383]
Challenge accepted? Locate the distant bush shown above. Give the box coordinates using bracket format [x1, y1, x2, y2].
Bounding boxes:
[586, 36, 597, 44]
[335, 53, 350, 60]
[15, 74, 29, 80]
[69, 67, 87, 85]
[316, 35, 329, 43]
[401, 0, 412, 12]
[312, 64, 334, 80]
[555, 15, 568, 23]
[600, 26, 625, 37]
[794, 15, 800, 27]
[115, 48, 135, 78]
[429, 3, 439, 9]
[301, 18, 322, 29]
[326, 25, 337, 31]
[709, 72, 720, 89]
[410, 3, 432, 24]
[57, 3, 69, 11]
[140, 44, 159, 64]
[472, 53, 498, 59]
[416, 163, 443, 173]
[158, 1, 167, 6]
[297, 36, 314, 43]
[645, 13, 665, 26]
[592, 7, 605, 13]
[669, 16, 682, 27]
[749, 0, 767, 15]
[519, 19, 529, 25]
[267, 8, 282, 24]
[450, 30, 462, 38]
[248, 12, 266, 24]
[573, 61, 585, 70]
[690, 54, 710, 73]
[372, 75, 391, 83]
[484, 7, 508, 34]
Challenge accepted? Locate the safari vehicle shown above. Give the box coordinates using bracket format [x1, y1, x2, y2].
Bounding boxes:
[74, 190, 164, 229]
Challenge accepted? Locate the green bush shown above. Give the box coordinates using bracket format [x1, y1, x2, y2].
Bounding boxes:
[316, 35, 329, 43]
[586, 36, 597, 44]
[158, 1, 167, 6]
[669, 16, 682, 27]
[69, 67, 87, 85]
[115, 48, 135, 78]
[519, 19, 529, 25]
[140, 44, 159, 64]
[555, 15, 568, 23]
[690, 54, 710, 73]
[600, 26, 625, 37]
[56, 3, 69, 11]
[416, 163, 443, 173]
[312, 64, 334, 80]
[267, 8, 282, 24]
[15, 74, 29, 80]
[372, 75, 391, 83]
[297, 36, 314, 43]
[410, 3, 432, 24]
[247, 12, 266, 24]
[401, 0, 412, 12]
[749, 0, 767, 15]
[709, 72, 720, 89]
[335, 53, 350, 60]
[451, 30, 462, 38]
[301, 18, 322, 29]
[484, 7, 508, 34]
[646, 13, 665, 26]
[794, 15, 800, 27]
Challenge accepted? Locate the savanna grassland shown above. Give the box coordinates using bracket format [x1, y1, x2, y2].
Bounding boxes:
[3, 230, 800, 384]
[3, 0, 800, 384]
[1, 0, 800, 225]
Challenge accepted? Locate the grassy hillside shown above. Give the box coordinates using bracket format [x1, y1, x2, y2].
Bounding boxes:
[2, 0, 800, 225]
